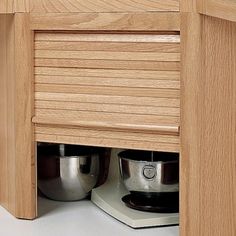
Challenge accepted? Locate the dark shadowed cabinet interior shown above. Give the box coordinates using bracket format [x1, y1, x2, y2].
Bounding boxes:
[0, 0, 236, 235]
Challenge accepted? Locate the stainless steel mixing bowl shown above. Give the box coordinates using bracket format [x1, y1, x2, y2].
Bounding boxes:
[119, 150, 179, 197]
[37, 144, 105, 201]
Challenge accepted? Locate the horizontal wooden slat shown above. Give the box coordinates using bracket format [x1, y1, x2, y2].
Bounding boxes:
[30, 0, 179, 13]
[34, 109, 179, 126]
[35, 58, 180, 71]
[33, 116, 179, 134]
[35, 67, 180, 80]
[35, 133, 179, 153]
[35, 33, 180, 43]
[35, 126, 179, 144]
[35, 41, 180, 53]
[35, 84, 179, 98]
[35, 100, 180, 116]
[35, 92, 180, 107]
[35, 50, 180, 62]
[30, 13, 180, 31]
[35, 75, 180, 89]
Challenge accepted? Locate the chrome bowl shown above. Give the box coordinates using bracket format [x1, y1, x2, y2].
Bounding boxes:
[37, 144, 105, 201]
[119, 150, 179, 197]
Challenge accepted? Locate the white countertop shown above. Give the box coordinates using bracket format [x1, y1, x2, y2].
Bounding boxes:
[0, 197, 179, 236]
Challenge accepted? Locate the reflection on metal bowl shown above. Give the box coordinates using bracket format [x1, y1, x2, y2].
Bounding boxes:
[119, 150, 179, 198]
[38, 144, 109, 201]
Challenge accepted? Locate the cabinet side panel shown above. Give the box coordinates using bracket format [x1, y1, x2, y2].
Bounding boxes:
[181, 14, 236, 236]
[180, 13, 202, 236]
[0, 14, 16, 216]
[14, 13, 36, 219]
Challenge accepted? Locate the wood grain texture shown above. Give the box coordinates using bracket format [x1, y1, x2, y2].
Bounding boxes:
[34, 32, 180, 151]
[34, 32, 180, 137]
[0, 0, 14, 13]
[180, 0, 197, 12]
[14, 0, 29, 12]
[30, 12, 180, 31]
[198, 0, 236, 22]
[0, 14, 36, 219]
[0, 13, 16, 217]
[34, 125, 180, 153]
[181, 13, 236, 236]
[14, 13, 36, 219]
[30, 0, 179, 13]
[0, 0, 29, 13]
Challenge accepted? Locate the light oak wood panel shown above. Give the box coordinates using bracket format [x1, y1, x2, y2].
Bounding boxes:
[35, 67, 180, 80]
[14, 0, 29, 12]
[0, 14, 15, 217]
[35, 50, 180, 62]
[34, 109, 180, 126]
[14, 14, 36, 219]
[35, 41, 180, 53]
[180, 0, 197, 12]
[35, 75, 180, 89]
[34, 32, 180, 150]
[35, 58, 180, 71]
[35, 33, 180, 43]
[35, 126, 179, 143]
[30, 12, 180, 31]
[30, 0, 179, 13]
[198, 0, 236, 22]
[0, 0, 29, 13]
[0, 0, 14, 13]
[35, 92, 180, 107]
[33, 117, 179, 135]
[36, 133, 179, 153]
[181, 13, 236, 236]
[34, 125, 179, 153]
[0, 14, 36, 219]
[35, 84, 179, 98]
[35, 101, 180, 117]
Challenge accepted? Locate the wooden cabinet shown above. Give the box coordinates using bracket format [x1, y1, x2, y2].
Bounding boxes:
[1, 0, 236, 235]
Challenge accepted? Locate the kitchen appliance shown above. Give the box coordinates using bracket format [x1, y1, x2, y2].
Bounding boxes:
[92, 149, 179, 228]
[119, 150, 179, 213]
[37, 143, 109, 201]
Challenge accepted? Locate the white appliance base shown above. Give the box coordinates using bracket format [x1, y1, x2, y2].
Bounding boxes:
[91, 149, 179, 229]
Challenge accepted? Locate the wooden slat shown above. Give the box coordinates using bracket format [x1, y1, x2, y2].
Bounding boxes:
[35, 126, 179, 143]
[35, 50, 180, 62]
[35, 75, 180, 89]
[35, 133, 179, 153]
[35, 67, 180, 80]
[35, 58, 180, 71]
[30, 0, 179, 13]
[35, 33, 180, 43]
[34, 109, 180, 126]
[35, 92, 180, 107]
[35, 100, 180, 116]
[35, 84, 179, 98]
[35, 41, 180, 53]
[30, 13, 180, 31]
[33, 116, 179, 134]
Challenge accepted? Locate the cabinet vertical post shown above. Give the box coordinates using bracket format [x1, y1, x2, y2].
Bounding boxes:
[0, 13, 36, 219]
